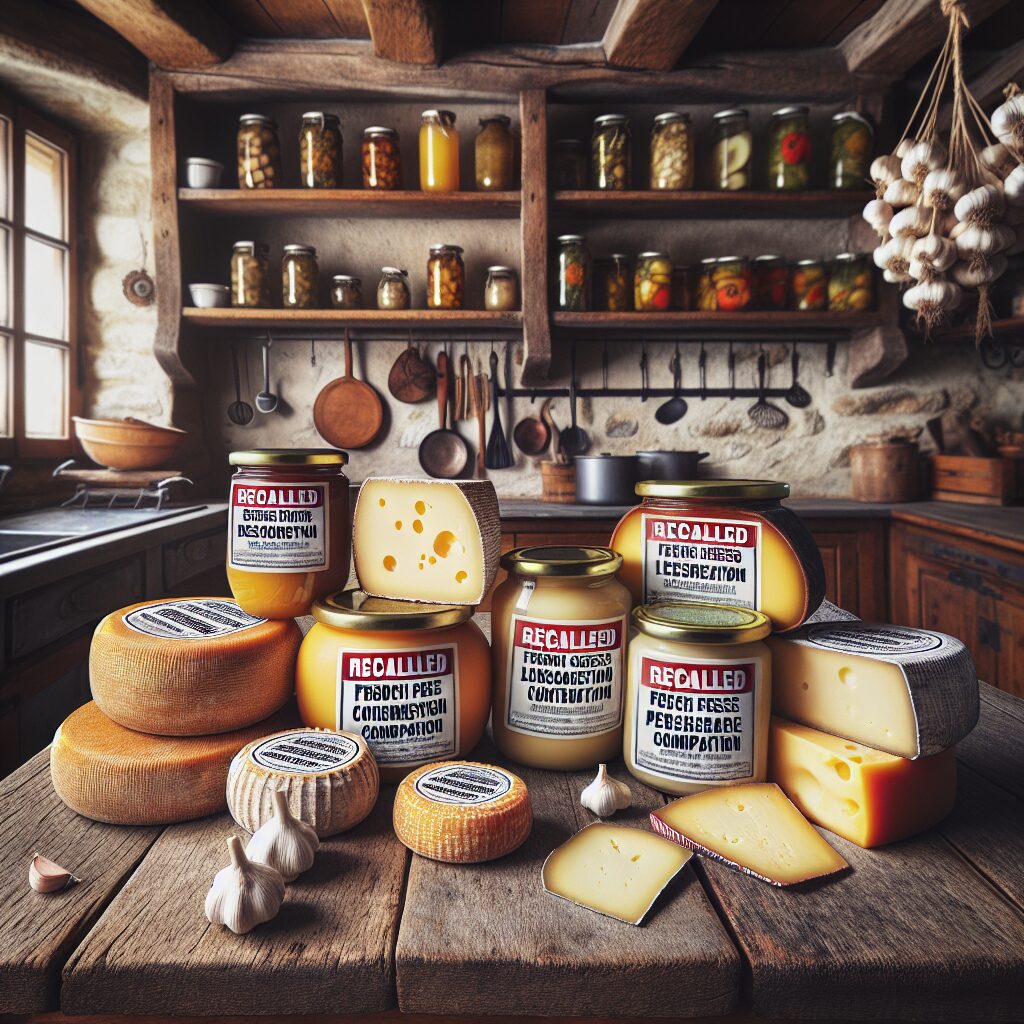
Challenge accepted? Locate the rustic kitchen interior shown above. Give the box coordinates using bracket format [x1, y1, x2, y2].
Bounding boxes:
[0, 0, 1023, 1020]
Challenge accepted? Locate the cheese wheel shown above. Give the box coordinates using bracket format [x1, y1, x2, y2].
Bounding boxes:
[50, 701, 300, 825]
[90, 597, 301, 736]
[227, 728, 379, 837]
[393, 761, 532, 863]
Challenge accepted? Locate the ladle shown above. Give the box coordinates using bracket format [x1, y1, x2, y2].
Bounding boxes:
[655, 344, 687, 425]
[558, 344, 589, 456]
[255, 336, 278, 414]
[785, 343, 812, 408]
[227, 346, 254, 426]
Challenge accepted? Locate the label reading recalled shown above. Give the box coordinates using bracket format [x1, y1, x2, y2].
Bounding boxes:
[414, 763, 512, 805]
[339, 645, 458, 766]
[641, 513, 761, 608]
[124, 598, 265, 639]
[229, 481, 329, 573]
[633, 654, 758, 783]
[506, 616, 625, 739]
[249, 731, 360, 773]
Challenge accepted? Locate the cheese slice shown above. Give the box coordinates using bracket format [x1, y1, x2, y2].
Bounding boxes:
[353, 477, 500, 605]
[227, 727, 379, 837]
[769, 622, 979, 759]
[393, 761, 532, 862]
[650, 783, 849, 886]
[90, 597, 301, 736]
[50, 701, 299, 825]
[542, 822, 692, 925]
[769, 716, 956, 848]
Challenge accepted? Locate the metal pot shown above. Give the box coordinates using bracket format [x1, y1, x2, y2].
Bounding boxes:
[636, 450, 710, 482]
[574, 453, 639, 506]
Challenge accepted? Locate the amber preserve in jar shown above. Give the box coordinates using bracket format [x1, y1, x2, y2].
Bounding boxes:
[624, 602, 771, 795]
[296, 590, 491, 782]
[475, 115, 514, 190]
[426, 243, 465, 309]
[491, 546, 632, 771]
[227, 449, 351, 620]
[609, 480, 825, 632]
[362, 127, 402, 189]
[420, 109, 460, 192]
[299, 111, 342, 188]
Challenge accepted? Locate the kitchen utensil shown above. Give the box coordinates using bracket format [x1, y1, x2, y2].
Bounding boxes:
[543, 400, 562, 463]
[541, 461, 576, 503]
[474, 369, 488, 478]
[228, 346, 254, 426]
[851, 440, 920, 502]
[255, 339, 278, 414]
[419, 350, 469, 479]
[188, 283, 229, 308]
[728, 342, 736, 399]
[73, 416, 188, 471]
[602, 341, 609, 390]
[513, 397, 552, 456]
[485, 349, 514, 469]
[388, 341, 435, 404]
[310, 338, 316, 366]
[313, 328, 384, 449]
[575, 453, 640, 505]
[454, 346, 466, 421]
[639, 343, 649, 402]
[785, 343, 812, 408]
[559, 345, 589, 456]
[185, 157, 223, 188]
[825, 340, 837, 377]
[461, 347, 476, 420]
[637, 450, 710, 481]
[698, 341, 707, 400]
[655, 345, 687, 425]
[748, 349, 789, 430]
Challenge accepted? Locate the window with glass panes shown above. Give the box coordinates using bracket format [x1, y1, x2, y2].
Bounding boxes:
[0, 95, 77, 459]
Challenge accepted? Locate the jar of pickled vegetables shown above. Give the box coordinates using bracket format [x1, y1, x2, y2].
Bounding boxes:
[420, 109, 460, 192]
[712, 109, 751, 191]
[378, 266, 410, 310]
[427, 243, 465, 309]
[711, 257, 752, 312]
[650, 112, 693, 190]
[594, 254, 631, 311]
[671, 265, 692, 311]
[767, 106, 811, 191]
[696, 257, 719, 310]
[552, 139, 587, 189]
[299, 111, 341, 189]
[753, 255, 788, 310]
[556, 234, 589, 311]
[331, 274, 362, 310]
[282, 244, 318, 308]
[830, 112, 873, 190]
[790, 259, 828, 311]
[828, 253, 873, 311]
[634, 252, 672, 312]
[475, 115, 514, 190]
[237, 114, 281, 190]
[231, 240, 271, 308]
[484, 265, 519, 311]
[591, 114, 630, 191]
[363, 127, 402, 190]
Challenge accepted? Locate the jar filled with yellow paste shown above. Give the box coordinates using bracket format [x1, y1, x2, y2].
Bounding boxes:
[227, 449, 351, 620]
[297, 590, 491, 782]
[625, 602, 771, 795]
[491, 546, 631, 771]
[609, 480, 825, 632]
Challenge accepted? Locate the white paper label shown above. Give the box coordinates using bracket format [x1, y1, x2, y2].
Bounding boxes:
[805, 624, 944, 657]
[413, 763, 513, 805]
[124, 598, 264, 639]
[249, 731, 360, 773]
[229, 480, 329, 572]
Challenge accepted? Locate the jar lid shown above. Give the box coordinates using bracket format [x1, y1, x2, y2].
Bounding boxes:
[381, 266, 409, 276]
[364, 126, 397, 136]
[429, 243, 464, 254]
[794, 258, 823, 266]
[654, 112, 690, 125]
[239, 113, 275, 126]
[332, 274, 362, 283]
[313, 589, 472, 631]
[487, 265, 515, 274]
[754, 253, 783, 263]
[500, 545, 622, 578]
[480, 114, 511, 126]
[635, 479, 789, 499]
[632, 602, 771, 644]
[772, 105, 809, 118]
[301, 111, 339, 123]
[422, 109, 456, 123]
[609, 253, 630, 260]
[637, 251, 670, 259]
[557, 234, 585, 243]
[232, 240, 261, 250]
[700, 256, 720, 266]
[229, 448, 348, 466]
[713, 108, 747, 121]
[716, 255, 745, 264]
[594, 114, 628, 127]
[834, 252, 864, 262]
[283, 244, 316, 255]
[832, 110, 871, 125]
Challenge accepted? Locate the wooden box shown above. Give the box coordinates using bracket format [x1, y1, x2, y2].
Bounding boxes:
[930, 454, 1021, 506]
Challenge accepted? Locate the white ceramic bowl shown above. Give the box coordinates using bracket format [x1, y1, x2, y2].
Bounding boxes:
[189, 283, 230, 308]
[185, 157, 224, 188]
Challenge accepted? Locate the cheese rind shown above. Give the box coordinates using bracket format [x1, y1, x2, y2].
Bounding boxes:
[542, 822, 692, 925]
[352, 477, 500, 605]
[769, 622, 979, 759]
[651, 783, 849, 886]
[769, 716, 957, 848]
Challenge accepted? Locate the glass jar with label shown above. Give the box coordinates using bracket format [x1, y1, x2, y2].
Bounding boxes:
[594, 254, 631, 311]
[828, 252, 874, 310]
[671, 265, 692, 310]
[296, 590, 491, 782]
[331, 274, 362, 310]
[712, 109, 752, 190]
[484, 265, 519, 311]
[362, 126, 402, 190]
[591, 114, 630, 191]
[650, 112, 693, 190]
[237, 114, 281, 189]
[226, 449, 351, 620]
[711, 256, 752, 312]
[609, 479, 826, 632]
[282, 244, 318, 308]
[830, 111, 873, 190]
[427, 243, 465, 309]
[767, 106, 811, 191]
[552, 138, 587, 189]
[790, 258, 829, 310]
[492, 546, 632, 770]
[753, 254, 789, 310]
[420, 109, 460, 192]
[555, 234, 589, 311]
[231, 240, 271, 308]
[475, 115, 514, 190]
[299, 111, 342, 189]
[625, 602, 772, 796]
[377, 267, 410, 309]
[634, 252, 673, 311]
[696, 257, 720, 310]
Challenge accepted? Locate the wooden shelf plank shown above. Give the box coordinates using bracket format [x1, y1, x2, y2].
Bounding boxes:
[182, 308, 523, 329]
[553, 189, 872, 219]
[927, 316, 1024, 342]
[553, 310, 881, 333]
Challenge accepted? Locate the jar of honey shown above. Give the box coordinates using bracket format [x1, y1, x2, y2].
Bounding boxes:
[420, 109, 460, 192]
[227, 449, 351, 620]
[296, 590, 491, 782]
[426, 243, 465, 309]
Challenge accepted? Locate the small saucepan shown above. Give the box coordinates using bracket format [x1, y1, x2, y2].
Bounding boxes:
[636, 450, 710, 481]
[574, 453, 639, 506]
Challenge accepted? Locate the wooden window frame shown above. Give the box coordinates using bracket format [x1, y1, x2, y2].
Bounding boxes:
[0, 93, 79, 462]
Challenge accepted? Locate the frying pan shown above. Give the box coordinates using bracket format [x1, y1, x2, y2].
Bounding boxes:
[513, 397, 552, 456]
[419, 350, 469, 479]
[313, 328, 383, 449]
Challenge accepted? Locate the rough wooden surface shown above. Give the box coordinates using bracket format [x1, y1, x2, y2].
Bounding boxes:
[603, 0, 719, 70]
[360, 0, 440, 65]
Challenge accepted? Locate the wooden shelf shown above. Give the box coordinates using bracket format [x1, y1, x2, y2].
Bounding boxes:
[182, 307, 523, 329]
[553, 310, 880, 335]
[552, 190, 872, 219]
[926, 316, 1024, 342]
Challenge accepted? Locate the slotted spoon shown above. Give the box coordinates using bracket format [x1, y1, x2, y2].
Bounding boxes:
[748, 349, 789, 430]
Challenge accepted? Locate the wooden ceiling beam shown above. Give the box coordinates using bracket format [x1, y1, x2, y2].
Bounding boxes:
[359, 0, 441, 65]
[602, 0, 719, 71]
[965, 40, 1024, 108]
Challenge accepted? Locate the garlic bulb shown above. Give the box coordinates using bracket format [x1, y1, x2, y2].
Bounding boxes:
[1003, 163, 1024, 205]
[247, 789, 319, 882]
[991, 94, 1024, 155]
[896, 138, 917, 159]
[954, 184, 1005, 226]
[994, 223, 1017, 251]
[952, 253, 1007, 287]
[873, 236, 914, 276]
[28, 853, 80, 894]
[890, 206, 931, 239]
[981, 143, 1016, 180]
[901, 140, 947, 185]
[955, 224, 1004, 258]
[911, 234, 957, 273]
[580, 763, 632, 818]
[883, 267, 912, 284]
[205, 835, 285, 935]
[870, 154, 902, 196]
[903, 279, 962, 330]
[883, 177, 919, 208]
[862, 198, 894, 237]
[908, 258, 935, 281]
[922, 168, 966, 211]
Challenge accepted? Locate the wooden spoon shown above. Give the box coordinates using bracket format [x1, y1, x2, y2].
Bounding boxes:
[313, 328, 384, 449]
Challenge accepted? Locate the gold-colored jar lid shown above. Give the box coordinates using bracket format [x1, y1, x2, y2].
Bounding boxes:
[635, 479, 789, 500]
[229, 448, 348, 466]
[633, 602, 770, 644]
[313, 589, 472, 631]
[501, 545, 622, 578]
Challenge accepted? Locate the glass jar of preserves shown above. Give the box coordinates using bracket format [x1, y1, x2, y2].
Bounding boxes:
[671, 265, 691, 310]
[231, 240, 270, 308]
[753, 254, 789, 310]
[362, 126, 402, 190]
[227, 448, 351, 619]
[552, 138, 586, 189]
[711, 256, 752, 312]
[591, 114, 630, 191]
[555, 234, 589, 311]
[829, 252, 874, 310]
[419, 109, 460, 192]
[299, 111, 341, 189]
[594, 254, 631, 311]
[830, 112, 873, 190]
[331, 274, 362, 310]
[696, 257, 720, 310]
[491, 546, 632, 771]
[475, 115, 514, 190]
[634, 251, 672, 311]
[608, 479, 826, 632]
[296, 590, 491, 783]
[282, 245, 318, 308]
[768, 105, 811, 191]
[650, 112, 693, 190]
[790, 258, 828, 310]
[625, 602, 772, 796]
[484, 265, 519, 311]
[712, 109, 752, 190]
[377, 266, 410, 310]
[237, 114, 281, 190]
[427, 243, 465, 309]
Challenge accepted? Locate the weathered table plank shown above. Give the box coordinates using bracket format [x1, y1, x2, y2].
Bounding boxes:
[956, 691, 1024, 801]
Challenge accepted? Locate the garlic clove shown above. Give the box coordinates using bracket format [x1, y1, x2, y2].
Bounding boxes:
[1003, 164, 1024, 206]
[922, 168, 966, 211]
[862, 198, 894, 237]
[901, 141, 946, 185]
[580, 763, 632, 818]
[870, 154, 902, 193]
[28, 853, 80, 894]
[883, 177, 919, 208]
[205, 834, 285, 935]
[991, 95, 1024, 155]
[246, 789, 319, 882]
[954, 184, 1005, 225]
[890, 206, 931, 239]
[981, 143, 1017, 180]
[895, 138, 917, 159]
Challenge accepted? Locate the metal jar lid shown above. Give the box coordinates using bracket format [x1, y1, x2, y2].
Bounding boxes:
[754, 253, 784, 264]
[654, 112, 690, 125]
[500, 545, 623, 578]
[487, 265, 515, 274]
[422, 109, 456, 123]
[332, 274, 362, 284]
[480, 114, 511, 126]
[364, 126, 398, 137]
[699, 256, 720, 267]
[380, 266, 409, 276]
[301, 111, 340, 124]
[635, 479, 789, 500]
[594, 114, 629, 127]
[313, 589, 472, 631]
[429, 243, 464, 255]
[239, 113, 276, 127]
[832, 111, 871, 126]
[283, 244, 317, 256]
[637, 251, 670, 260]
[229, 448, 348, 466]
[232, 240, 265, 252]
[713, 108, 748, 121]
[557, 234, 585, 244]
[794, 258, 824, 267]
[772, 105, 809, 118]
[834, 252, 865, 263]
[632, 602, 771, 645]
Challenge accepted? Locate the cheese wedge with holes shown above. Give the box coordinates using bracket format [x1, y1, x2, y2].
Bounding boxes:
[353, 477, 500, 605]
[650, 783, 848, 886]
[769, 622, 978, 759]
[542, 822, 692, 925]
[769, 716, 957, 848]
